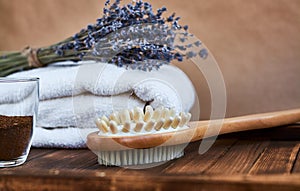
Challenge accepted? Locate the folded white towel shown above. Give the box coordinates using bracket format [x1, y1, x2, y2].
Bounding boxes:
[3, 61, 195, 148]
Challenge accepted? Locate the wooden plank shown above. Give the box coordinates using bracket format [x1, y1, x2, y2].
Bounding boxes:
[21, 149, 97, 170]
[203, 140, 269, 175]
[38, 149, 98, 169]
[292, 145, 300, 173]
[26, 149, 58, 162]
[1, 149, 124, 178]
[1, 173, 300, 191]
[1, 125, 300, 191]
[249, 142, 300, 175]
[163, 139, 237, 175]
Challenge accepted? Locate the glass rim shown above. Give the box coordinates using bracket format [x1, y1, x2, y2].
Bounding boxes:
[0, 77, 39, 83]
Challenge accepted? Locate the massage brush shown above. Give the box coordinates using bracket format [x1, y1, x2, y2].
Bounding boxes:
[87, 106, 300, 166]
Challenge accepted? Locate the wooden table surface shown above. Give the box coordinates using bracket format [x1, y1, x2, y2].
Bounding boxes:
[1, 124, 300, 191]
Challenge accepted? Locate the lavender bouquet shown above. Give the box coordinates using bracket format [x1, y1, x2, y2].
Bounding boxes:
[0, 0, 207, 76]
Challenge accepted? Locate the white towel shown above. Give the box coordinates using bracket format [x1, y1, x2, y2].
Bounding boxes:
[3, 61, 195, 148]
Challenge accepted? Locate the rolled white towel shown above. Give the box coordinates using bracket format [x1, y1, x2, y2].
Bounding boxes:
[3, 61, 195, 148]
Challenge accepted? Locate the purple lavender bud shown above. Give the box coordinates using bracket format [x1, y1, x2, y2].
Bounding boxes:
[103, 8, 109, 14]
[194, 41, 202, 47]
[180, 37, 186, 43]
[73, 34, 79, 40]
[105, 0, 110, 6]
[176, 45, 187, 51]
[186, 44, 193, 48]
[199, 49, 208, 59]
[87, 25, 94, 31]
[167, 16, 174, 22]
[55, 49, 64, 56]
[175, 53, 183, 62]
[187, 51, 197, 59]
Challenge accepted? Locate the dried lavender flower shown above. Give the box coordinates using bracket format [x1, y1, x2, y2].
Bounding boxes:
[0, 0, 208, 76]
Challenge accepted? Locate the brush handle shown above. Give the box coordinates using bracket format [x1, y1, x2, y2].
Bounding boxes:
[87, 109, 300, 151]
[189, 108, 300, 142]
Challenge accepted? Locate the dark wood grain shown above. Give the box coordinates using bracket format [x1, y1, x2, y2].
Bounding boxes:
[26, 149, 57, 161]
[0, 125, 300, 191]
[249, 142, 300, 175]
[163, 139, 237, 175]
[204, 140, 269, 175]
[293, 146, 300, 173]
[1, 173, 300, 191]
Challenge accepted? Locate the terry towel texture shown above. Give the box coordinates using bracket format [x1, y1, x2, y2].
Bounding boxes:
[4, 61, 195, 148]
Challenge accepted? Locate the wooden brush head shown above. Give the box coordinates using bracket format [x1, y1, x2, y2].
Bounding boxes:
[87, 106, 194, 151]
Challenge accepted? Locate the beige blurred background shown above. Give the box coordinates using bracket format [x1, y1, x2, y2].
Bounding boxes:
[0, 0, 299, 119]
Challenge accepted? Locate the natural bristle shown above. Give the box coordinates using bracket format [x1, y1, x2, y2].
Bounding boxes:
[95, 106, 191, 135]
[122, 122, 131, 133]
[134, 121, 144, 132]
[162, 118, 173, 130]
[96, 145, 185, 166]
[110, 113, 120, 125]
[109, 121, 118, 134]
[154, 119, 164, 131]
[93, 106, 192, 166]
[171, 116, 180, 129]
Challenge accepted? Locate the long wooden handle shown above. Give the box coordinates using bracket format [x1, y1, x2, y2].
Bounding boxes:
[189, 108, 300, 142]
[87, 109, 300, 151]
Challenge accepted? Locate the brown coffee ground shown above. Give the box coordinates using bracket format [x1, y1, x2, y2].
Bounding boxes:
[0, 115, 33, 160]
